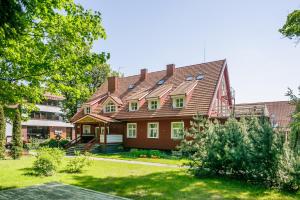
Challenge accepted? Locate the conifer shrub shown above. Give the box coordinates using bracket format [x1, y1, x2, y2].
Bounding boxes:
[11, 108, 23, 159]
[0, 105, 5, 159]
[179, 114, 299, 192]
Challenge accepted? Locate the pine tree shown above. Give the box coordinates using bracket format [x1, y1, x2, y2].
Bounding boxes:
[0, 105, 6, 159]
[11, 108, 23, 159]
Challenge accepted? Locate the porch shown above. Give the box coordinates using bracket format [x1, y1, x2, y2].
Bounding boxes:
[71, 114, 123, 147]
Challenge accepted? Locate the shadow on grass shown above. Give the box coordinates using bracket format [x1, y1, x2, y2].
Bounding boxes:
[69, 171, 299, 200]
[0, 186, 17, 191]
[18, 167, 40, 177]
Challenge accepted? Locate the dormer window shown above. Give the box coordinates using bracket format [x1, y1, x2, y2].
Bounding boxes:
[129, 101, 138, 111]
[84, 106, 91, 114]
[172, 96, 185, 108]
[105, 101, 116, 113]
[148, 99, 159, 110]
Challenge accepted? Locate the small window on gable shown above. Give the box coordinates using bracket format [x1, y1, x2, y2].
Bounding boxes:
[148, 100, 158, 110]
[84, 106, 91, 114]
[173, 97, 184, 108]
[186, 75, 193, 81]
[105, 101, 116, 113]
[129, 101, 138, 111]
[157, 79, 165, 85]
[196, 73, 204, 80]
[128, 84, 134, 89]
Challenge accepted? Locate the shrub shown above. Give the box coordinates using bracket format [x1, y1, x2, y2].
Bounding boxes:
[11, 109, 23, 159]
[0, 105, 5, 159]
[65, 151, 92, 173]
[179, 114, 299, 192]
[33, 147, 64, 176]
[128, 149, 166, 158]
[40, 139, 69, 148]
[24, 138, 44, 150]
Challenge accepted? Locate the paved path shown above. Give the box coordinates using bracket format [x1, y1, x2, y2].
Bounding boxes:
[84, 156, 182, 168]
[0, 182, 130, 200]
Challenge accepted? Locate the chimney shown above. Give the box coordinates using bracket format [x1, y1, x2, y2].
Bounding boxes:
[166, 64, 175, 76]
[140, 68, 148, 81]
[108, 76, 118, 93]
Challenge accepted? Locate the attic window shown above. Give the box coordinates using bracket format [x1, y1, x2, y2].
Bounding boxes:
[186, 75, 193, 81]
[128, 84, 134, 89]
[196, 74, 204, 80]
[84, 107, 91, 114]
[157, 79, 165, 85]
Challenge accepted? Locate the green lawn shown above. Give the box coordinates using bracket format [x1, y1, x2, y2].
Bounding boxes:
[91, 152, 188, 165]
[0, 156, 299, 200]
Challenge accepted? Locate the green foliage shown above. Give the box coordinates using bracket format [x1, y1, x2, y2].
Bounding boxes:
[0, 0, 112, 119]
[180, 114, 299, 192]
[11, 108, 23, 159]
[24, 138, 45, 150]
[128, 149, 167, 158]
[40, 138, 69, 148]
[280, 10, 300, 42]
[65, 151, 92, 173]
[0, 105, 5, 159]
[286, 86, 300, 154]
[33, 147, 64, 176]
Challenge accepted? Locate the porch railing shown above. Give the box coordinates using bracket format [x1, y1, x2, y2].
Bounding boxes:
[84, 138, 97, 152]
[64, 136, 82, 149]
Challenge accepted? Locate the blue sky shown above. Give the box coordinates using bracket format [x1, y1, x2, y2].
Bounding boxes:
[76, 0, 300, 103]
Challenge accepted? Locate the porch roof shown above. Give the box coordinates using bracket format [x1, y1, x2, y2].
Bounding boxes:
[73, 113, 119, 124]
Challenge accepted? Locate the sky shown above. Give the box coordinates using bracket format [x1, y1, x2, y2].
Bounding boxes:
[76, 0, 300, 103]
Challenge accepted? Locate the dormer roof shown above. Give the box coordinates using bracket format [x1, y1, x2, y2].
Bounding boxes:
[146, 84, 173, 99]
[169, 81, 198, 96]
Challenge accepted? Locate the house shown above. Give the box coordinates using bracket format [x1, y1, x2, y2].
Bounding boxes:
[70, 59, 232, 150]
[235, 101, 295, 139]
[6, 93, 74, 143]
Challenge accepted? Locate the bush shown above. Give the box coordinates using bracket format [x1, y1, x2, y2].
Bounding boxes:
[33, 147, 64, 176]
[24, 138, 44, 150]
[179, 114, 300, 192]
[65, 151, 92, 173]
[40, 139, 69, 148]
[128, 149, 166, 158]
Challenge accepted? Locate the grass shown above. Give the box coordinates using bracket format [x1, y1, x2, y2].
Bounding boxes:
[91, 152, 188, 165]
[0, 156, 299, 200]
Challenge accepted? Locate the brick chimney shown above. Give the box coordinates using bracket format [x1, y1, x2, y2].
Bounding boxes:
[140, 68, 148, 81]
[108, 76, 118, 93]
[166, 64, 175, 76]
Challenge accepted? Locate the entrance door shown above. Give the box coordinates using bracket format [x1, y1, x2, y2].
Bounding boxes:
[95, 127, 100, 142]
[100, 127, 105, 143]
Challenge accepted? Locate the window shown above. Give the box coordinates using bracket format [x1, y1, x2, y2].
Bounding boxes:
[186, 75, 193, 81]
[127, 123, 137, 138]
[196, 73, 204, 80]
[105, 101, 116, 113]
[128, 84, 134, 89]
[148, 100, 158, 110]
[148, 122, 159, 138]
[84, 107, 91, 114]
[157, 79, 165, 85]
[129, 101, 138, 111]
[171, 122, 184, 139]
[82, 125, 91, 135]
[173, 97, 184, 108]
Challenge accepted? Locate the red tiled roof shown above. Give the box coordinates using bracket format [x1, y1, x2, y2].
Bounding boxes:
[73, 113, 119, 123]
[236, 101, 296, 128]
[170, 80, 198, 96]
[71, 59, 227, 122]
[126, 89, 150, 101]
[44, 92, 64, 101]
[146, 84, 173, 99]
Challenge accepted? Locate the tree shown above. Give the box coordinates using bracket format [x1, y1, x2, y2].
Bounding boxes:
[11, 108, 23, 159]
[0, 0, 109, 109]
[286, 86, 300, 153]
[279, 10, 300, 43]
[0, 105, 5, 159]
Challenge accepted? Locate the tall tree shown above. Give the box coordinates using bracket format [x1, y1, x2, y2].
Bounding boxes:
[286, 87, 300, 153]
[0, 105, 5, 159]
[279, 10, 300, 43]
[11, 108, 23, 159]
[0, 0, 109, 108]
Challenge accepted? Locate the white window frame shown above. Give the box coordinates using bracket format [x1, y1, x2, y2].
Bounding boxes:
[84, 106, 91, 114]
[129, 101, 138, 111]
[127, 123, 137, 138]
[104, 101, 116, 113]
[172, 96, 185, 108]
[147, 122, 159, 138]
[148, 99, 159, 110]
[171, 122, 184, 139]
